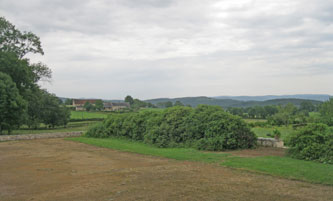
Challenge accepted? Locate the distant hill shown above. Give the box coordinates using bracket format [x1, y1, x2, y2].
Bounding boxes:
[145, 97, 322, 108]
[59, 94, 326, 108]
[214, 94, 331, 102]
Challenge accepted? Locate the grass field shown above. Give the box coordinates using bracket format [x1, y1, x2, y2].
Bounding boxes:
[244, 119, 267, 123]
[70, 111, 110, 120]
[1, 111, 108, 135]
[69, 137, 333, 185]
[8, 121, 99, 135]
[251, 126, 295, 141]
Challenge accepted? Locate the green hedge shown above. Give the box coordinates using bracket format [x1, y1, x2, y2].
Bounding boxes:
[85, 105, 257, 151]
[288, 123, 333, 164]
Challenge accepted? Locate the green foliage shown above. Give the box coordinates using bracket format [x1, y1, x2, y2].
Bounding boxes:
[84, 102, 94, 111]
[156, 101, 173, 108]
[273, 129, 281, 139]
[319, 98, 333, 126]
[65, 98, 73, 105]
[85, 105, 257, 151]
[174, 101, 184, 106]
[0, 72, 27, 134]
[147, 97, 321, 108]
[0, 52, 34, 94]
[132, 98, 148, 109]
[228, 105, 279, 119]
[40, 91, 70, 128]
[288, 123, 333, 164]
[268, 103, 298, 126]
[94, 100, 104, 111]
[0, 17, 68, 131]
[25, 87, 44, 129]
[0, 17, 44, 58]
[300, 101, 316, 113]
[124, 95, 156, 109]
[124, 95, 134, 105]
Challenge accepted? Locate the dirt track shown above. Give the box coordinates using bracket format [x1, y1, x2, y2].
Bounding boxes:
[0, 139, 332, 201]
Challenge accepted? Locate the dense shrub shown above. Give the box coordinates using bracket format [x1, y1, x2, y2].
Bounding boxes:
[288, 123, 333, 164]
[85, 105, 257, 151]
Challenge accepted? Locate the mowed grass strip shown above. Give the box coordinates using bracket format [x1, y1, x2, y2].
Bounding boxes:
[69, 137, 333, 185]
[223, 156, 333, 185]
[69, 137, 229, 163]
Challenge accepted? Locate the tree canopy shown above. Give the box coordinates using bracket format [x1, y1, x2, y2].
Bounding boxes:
[319, 98, 333, 126]
[0, 17, 44, 58]
[0, 72, 26, 134]
[0, 17, 69, 133]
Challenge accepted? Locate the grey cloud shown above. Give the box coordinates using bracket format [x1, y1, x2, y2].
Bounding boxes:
[121, 0, 175, 8]
[0, 0, 332, 98]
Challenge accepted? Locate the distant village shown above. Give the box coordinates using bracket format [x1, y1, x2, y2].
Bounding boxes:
[67, 96, 183, 111]
[72, 99, 130, 111]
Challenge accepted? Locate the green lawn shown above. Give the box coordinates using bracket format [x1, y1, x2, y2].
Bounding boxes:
[69, 137, 228, 163]
[70, 111, 110, 120]
[244, 119, 267, 123]
[223, 156, 333, 185]
[69, 137, 333, 185]
[8, 121, 99, 135]
[251, 126, 295, 141]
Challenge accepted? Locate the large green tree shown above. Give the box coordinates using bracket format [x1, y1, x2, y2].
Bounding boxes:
[319, 98, 333, 126]
[65, 98, 73, 105]
[0, 17, 44, 58]
[0, 72, 26, 134]
[0, 17, 69, 131]
[41, 91, 70, 128]
[124, 95, 134, 105]
[84, 102, 94, 111]
[268, 103, 297, 126]
[95, 100, 104, 111]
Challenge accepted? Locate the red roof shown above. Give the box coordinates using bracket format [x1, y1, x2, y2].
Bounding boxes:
[73, 99, 100, 105]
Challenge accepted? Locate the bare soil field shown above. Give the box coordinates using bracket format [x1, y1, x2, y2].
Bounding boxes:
[0, 139, 332, 201]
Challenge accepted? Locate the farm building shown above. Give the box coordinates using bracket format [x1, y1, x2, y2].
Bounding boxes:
[72, 99, 130, 111]
[103, 102, 130, 111]
[72, 99, 101, 111]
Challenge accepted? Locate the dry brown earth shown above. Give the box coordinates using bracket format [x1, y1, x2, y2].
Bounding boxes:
[0, 138, 332, 201]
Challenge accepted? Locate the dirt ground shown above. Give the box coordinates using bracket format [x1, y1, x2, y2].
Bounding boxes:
[0, 139, 332, 201]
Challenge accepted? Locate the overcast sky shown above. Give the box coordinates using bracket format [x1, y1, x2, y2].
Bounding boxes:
[1, 0, 332, 99]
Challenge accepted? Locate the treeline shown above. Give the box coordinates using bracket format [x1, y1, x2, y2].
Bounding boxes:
[124, 96, 192, 109]
[86, 105, 257, 151]
[124, 95, 156, 109]
[0, 17, 70, 134]
[146, 96, 322, 108]
[227, 100, 333, 126]
[227, 99, 333, 164]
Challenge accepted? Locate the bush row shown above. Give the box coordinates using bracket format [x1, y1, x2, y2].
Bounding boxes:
[85, 105, 257, 151]
[288, 123, 333, 164]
